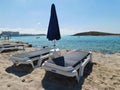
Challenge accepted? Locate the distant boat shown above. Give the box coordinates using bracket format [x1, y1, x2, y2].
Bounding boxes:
[36, 36, 40, 39]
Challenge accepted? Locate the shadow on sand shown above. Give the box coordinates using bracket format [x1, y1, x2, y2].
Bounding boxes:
[1, 49, 18, 53]
[6, 64, 33, 77]
[41, 62, 96, 90]
[1, 48, 24, 53]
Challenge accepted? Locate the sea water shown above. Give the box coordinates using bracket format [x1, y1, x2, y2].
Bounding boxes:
[10, 36, 120, 54]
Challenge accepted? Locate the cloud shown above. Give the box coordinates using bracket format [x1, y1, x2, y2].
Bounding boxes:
[37, 22, 41, 25]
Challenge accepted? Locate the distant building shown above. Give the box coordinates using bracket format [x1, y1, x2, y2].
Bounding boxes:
[1, 31, 19, 36]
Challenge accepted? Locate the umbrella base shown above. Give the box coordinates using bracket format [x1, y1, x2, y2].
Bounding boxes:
[50, 48, 61, 58]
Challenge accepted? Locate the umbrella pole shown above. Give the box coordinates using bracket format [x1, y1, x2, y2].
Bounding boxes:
[53, 40, 56, 51]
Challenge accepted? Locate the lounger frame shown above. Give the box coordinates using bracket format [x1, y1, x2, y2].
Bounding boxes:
[10, 47, 51, 68]
[0, 44, 25, 53]
[11, 53, 50, 68]
[42, 52, 92, 82]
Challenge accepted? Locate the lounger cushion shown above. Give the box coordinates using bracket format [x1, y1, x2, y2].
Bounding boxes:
[0, 45, 16, 48]
[10, 47, 51, 61]
[0, 44, 24, 48]
[48, 50, 90, 67]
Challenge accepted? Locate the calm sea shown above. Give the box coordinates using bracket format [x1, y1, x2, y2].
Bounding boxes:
[10, 36, 120, 54]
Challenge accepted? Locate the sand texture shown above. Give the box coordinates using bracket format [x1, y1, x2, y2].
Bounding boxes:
[0, 47, 120, 90]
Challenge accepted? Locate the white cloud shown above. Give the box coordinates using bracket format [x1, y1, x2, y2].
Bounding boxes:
[37, 22, 41, 25]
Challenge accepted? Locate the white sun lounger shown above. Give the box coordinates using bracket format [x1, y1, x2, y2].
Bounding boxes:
[9, 47, 51, 68]
[0, 44, 25, 53]
[42, 50, 92, 82]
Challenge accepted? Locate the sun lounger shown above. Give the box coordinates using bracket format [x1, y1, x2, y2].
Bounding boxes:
[0, 44, 25, 53]
[42, 50, 92, 82]
[9, 47, 51, 68]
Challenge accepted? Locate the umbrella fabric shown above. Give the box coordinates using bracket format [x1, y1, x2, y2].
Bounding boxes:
[47, 4, 61, 41]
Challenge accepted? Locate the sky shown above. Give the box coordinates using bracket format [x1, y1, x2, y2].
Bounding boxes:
[0, 0, 120, 35]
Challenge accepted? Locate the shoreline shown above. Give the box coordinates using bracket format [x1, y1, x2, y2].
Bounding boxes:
[1, 40, 120, 54]
[0, 46, 120, 89]
[1, 35, 120, 54]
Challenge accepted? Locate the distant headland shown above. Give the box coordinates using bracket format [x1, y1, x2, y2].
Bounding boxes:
[73, 31, 120, 36]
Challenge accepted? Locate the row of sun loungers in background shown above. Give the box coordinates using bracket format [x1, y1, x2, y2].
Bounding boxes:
[0, 43, 25, 53]
[9, 47, 92, 82]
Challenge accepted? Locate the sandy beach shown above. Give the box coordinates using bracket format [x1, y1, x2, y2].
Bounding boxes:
[0, 44, 120, 90]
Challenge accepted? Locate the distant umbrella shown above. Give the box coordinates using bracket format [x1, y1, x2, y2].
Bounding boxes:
[47, 4, 61, 49]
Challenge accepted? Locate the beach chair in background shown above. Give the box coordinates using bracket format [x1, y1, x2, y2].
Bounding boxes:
[42, 50, 92, 82]
[0, 44, 25, 53]
[9, 47, 51, 68]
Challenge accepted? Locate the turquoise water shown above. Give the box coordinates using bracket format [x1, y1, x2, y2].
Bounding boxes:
[10, 36, 120, 54]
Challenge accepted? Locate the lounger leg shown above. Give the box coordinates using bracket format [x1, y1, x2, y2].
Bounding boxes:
[80, 57, 91, 78]
[80, 67, 84, 77]
[74, 70, 79, 83]
[30, 62, 34, 69]
[23, 46, 25, 50]
[0, 50, 3, 53]
[76, 68, 83, 83]
[89, 52, 92, 63]
[37, 58, 42, 67]
[76, 62, 83, 83]
[76, 74, 79, 83]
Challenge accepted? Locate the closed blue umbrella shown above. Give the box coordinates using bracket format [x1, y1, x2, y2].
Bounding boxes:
[47, 4, 61, 49]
